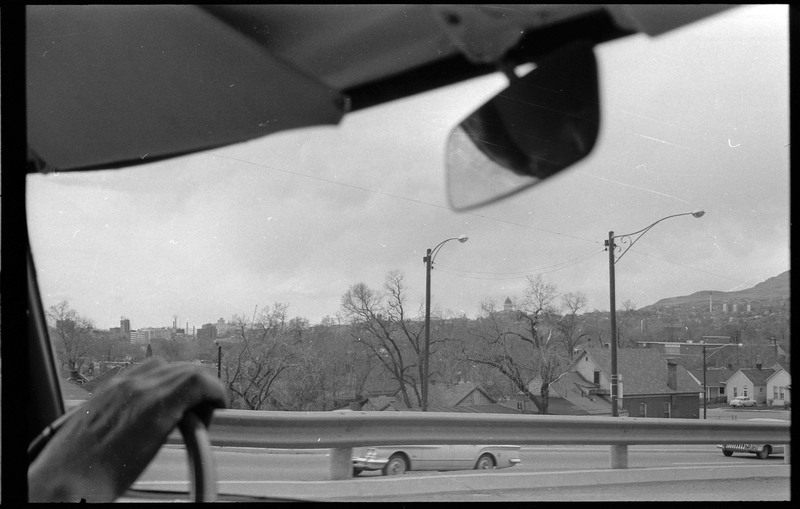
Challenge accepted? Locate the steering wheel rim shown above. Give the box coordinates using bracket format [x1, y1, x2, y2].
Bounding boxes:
[177, 411, 217, 503]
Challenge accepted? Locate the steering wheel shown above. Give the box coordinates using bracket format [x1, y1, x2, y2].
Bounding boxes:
[28, 410, 217, 502]
[177, 411, 218, 503]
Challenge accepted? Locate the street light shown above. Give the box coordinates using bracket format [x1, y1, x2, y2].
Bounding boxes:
[702, 340, 742, 419]
[606, 210, 704, 416]
[422, 234, 469, 411]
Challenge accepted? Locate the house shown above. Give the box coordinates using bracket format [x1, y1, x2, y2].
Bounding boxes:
[687, 367, 736, 404]
[513, 371, 612, 415]
[726, 362, 790, 405]
[563, 347, 702, 418]
[388, 381, 518, 413]
[545, 371, 613, 415]
[765, 364, 791, 407]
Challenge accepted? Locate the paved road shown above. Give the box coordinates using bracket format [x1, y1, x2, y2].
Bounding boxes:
[130, 408, 790, 501]
[133, 443, 790, 501]
[352, 477, 790, 502]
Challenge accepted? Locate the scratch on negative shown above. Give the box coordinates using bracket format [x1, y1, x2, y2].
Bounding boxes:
[636, 134, 689, 150]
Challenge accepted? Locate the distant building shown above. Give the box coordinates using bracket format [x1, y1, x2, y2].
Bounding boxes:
[120, 317, 131, 334]
[197, 323, 217, 341]
[214, 318, 238, 337]
[129, 327, 170, 344]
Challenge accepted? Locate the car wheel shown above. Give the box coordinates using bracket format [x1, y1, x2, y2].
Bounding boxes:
[382, 454, 408, 476]
[756, 446, 770, 459]
[722, 450, 734, 457]
[475, 454, 495, 470]
[353, 467, 363, 477]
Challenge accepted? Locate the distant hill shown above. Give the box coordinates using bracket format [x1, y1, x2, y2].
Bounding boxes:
[645, 270, 789, 310]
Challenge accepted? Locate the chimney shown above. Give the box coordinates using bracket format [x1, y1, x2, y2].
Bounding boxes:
[667, 360, 678, 390]
[755, 355, 762, 370]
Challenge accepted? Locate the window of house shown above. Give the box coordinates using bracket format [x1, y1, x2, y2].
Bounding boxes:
[774, 387, 779, 399]
[639, 403, 647, 417]
[662, 402, 671, 418]
[743, 387, 748, 397]
[593, 370, 600, 384]
[733, 388, 738, 397]
[779, 387, 785, 399]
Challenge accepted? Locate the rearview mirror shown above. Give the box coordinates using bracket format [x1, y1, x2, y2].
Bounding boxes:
[446, 41, 599, 211]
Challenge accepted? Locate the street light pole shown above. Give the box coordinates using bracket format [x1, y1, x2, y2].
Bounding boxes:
[422, 235, 468, 411]
[607, 231, 619, 416]
[215, 340, 222, 379]
[701, 340, 741, 418]
[703, 345, 707, 418]
[606, 210, 704, 417]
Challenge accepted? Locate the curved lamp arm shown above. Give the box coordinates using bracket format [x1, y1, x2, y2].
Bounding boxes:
[427, 234, 469, 266]
[609, 210, 704, 265]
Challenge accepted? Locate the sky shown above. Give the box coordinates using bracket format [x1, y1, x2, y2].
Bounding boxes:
[26, 5, 789, 331]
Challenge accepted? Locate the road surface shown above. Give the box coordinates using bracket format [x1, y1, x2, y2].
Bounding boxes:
[132, 443, 790, 501]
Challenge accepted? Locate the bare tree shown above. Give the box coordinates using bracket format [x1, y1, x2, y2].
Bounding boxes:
[461, 275, 570, 414]
[221, 303, 300, 410]
[340, 271, 429, 408]
[47, 300, 96, 373]
[274, 345, 327, 411]
[558, 291, 589, 360]
[617, 299, 638, 348]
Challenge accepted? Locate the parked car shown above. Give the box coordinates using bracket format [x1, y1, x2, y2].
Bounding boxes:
[730, 397, 757, 407]
[352, 445, 521, 476]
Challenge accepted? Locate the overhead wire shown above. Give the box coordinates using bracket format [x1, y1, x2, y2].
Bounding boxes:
[208, 152, 749, 288]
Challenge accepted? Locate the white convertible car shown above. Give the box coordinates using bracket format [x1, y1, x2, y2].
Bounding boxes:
[717, 443, 785, 460]
[352, 445, 522, 476]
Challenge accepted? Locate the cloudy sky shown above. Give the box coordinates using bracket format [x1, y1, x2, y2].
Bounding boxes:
[27, 5, 789, 331]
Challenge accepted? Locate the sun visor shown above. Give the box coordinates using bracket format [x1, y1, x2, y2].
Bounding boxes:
[26, 5, 348, 172]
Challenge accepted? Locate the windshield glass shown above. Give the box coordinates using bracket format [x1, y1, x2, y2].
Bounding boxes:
[26, 4, 789, 502]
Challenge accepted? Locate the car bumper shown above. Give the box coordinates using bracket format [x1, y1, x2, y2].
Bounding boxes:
[352, 458, 389, 471]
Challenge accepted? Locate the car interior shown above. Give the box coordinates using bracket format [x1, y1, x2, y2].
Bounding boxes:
[4, 3, 761, 502]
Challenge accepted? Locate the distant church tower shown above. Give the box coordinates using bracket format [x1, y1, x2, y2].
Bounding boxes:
[504, 297, 513, 313]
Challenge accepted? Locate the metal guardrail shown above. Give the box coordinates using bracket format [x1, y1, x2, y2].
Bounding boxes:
[188, 409, 790, 448]
[167, 409, 790, 475]
[63, 402, 790, 477]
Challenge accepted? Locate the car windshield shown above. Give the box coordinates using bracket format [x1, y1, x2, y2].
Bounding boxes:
[23, 4, 789, 502]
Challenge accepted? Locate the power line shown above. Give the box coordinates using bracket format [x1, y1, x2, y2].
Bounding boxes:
[209, 153, 602, 246]
[436, 248, 605, 281]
